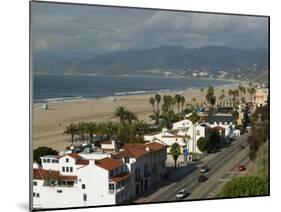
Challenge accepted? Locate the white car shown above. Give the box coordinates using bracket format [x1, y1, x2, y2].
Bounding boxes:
[176, 189, 190, 199]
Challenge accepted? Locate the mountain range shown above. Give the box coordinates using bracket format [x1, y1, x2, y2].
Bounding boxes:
[33, 45, 268, 81]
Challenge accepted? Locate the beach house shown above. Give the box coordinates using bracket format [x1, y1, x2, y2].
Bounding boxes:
[203, 114, 236, 137]
[33, 141, 167, 209]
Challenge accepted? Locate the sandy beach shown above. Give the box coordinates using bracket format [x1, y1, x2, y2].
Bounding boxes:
[32, 83, 245, 151]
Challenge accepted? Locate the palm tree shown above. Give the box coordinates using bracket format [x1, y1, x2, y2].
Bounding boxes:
[85, 122, 97, 143]
[77, 121, 87, 141]
[98, 121, 118, 139]
[228, 89, 233, 105]
[170, 142, 181, 167]
[124, 111, 138, 123]
[205, 86, 216, 110]
[174, 94, 181, 113]
[180, 96, 185, 118]
[200, 88, 204, 106]
[247, 87, 256, 103]
[219, 93, 226, 106]
[154, 94, 161, 113]
[192, 97, 197, 107]
[154, 94, 161, 125]
[114, 106, 127, 122]
[64, 123, 78, 144]
[238, 85, 246, 101]
[149, 97, 155, 112]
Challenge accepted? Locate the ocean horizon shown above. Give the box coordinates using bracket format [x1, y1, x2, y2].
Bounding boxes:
[33, 74, 238, 103]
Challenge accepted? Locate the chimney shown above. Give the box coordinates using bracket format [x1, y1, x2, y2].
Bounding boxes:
[146, 146, 150, 152]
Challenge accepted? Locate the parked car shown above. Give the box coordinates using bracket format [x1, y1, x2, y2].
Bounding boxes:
[198, 175, 208, 182]
[239, 144, 245, 150]
[200, 165, 209, 173]
[238, 165, 246, 171]
[176, 189, 190, 199]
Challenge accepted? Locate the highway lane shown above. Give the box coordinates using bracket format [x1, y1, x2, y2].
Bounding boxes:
[145, 131, 251, 202]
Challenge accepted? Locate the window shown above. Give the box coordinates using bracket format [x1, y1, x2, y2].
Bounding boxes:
[43, 159, 47, 163]
[33, 192, 35, 197]
[135, 167, 140, 181]
[70, 167, 73, 172]
[33, 181, 37, 186]
[36, 193, 40, 198]
[46, 159, 50, 163]
[124, 157, 130, 163]
[62, 167, 65, 172]
[196, 130, 200, 136]
[108, 183, 115, 191]
[52, 159, 57, 163]
[82, 184, 86, 189]
[66, 167, 69, 172]
[83, 193, 87, 202]
[66, 158, 69, 163]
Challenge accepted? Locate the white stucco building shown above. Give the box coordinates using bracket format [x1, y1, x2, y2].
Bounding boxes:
[33, 141, 167, 209]
[203, 114, 236, 137]
[144, 118, 210, 154]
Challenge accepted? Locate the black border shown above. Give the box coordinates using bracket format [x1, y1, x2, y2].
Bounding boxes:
[29, 1, 270, 211]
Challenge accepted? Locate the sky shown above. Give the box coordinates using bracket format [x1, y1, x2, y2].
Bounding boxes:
[31, 2, 269, 57]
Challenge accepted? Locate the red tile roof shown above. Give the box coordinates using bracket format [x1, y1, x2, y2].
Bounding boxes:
[33, 168, 77, 181]
[76, 159, 89, 165]
[59, 153, 81, 160]
[146, 142, 167, 151]
[110, 172, 131, 183]
[59, 153, 89, 166]
[112, 142, 166, 159]
[95, 157, 123, 171]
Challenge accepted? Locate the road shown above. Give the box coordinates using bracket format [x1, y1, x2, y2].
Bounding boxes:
[135, 131, 253, 203]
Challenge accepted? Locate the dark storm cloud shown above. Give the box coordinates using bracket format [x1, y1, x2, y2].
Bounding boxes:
[31, 2, 268, 56]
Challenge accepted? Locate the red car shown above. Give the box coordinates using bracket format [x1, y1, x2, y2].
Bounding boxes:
[238, 165, 246, 171]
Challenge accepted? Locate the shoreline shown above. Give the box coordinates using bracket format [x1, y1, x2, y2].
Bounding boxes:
[32, 83, 247, 151]
[33, 78, 246, 105]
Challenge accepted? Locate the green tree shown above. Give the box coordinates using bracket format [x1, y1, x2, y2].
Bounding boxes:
[208, 129, 221, 152]
[200, 88, 204, 106]
[197, 137, 209, 152]
[64, 123, 78, 144]
[114, 106, 127, 122]
[206, 86, 216, 110]
[170, 142, 181, 168]
[77, 121, 87, 141]
[180, 96, 185, 114]
[98, 121, 119, 139]
[124, 110, 138, 123]
[217, 176, 269, 198]
[247, 87, 256, 102]
[255, 142, 268, 177]
[154, 94, 161, 113]
[33, 146, 58, 164]
[84, 122, 97, 143]
[174, 94, 181, 113]
[149, 97, 155, 112]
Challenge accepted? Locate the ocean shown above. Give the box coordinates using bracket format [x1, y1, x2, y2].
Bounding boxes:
[33, 74, 236, 103]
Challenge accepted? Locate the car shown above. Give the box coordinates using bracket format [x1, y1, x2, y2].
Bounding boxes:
[239, 144, 245, 150]
[176, 189, 190, 199]
[200, 165, 209, 173]
[198, 174, 208, 182]
[238, 165, 246, 171]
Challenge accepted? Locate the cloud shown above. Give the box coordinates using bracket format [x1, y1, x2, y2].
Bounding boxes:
[31, 2, 268, 57]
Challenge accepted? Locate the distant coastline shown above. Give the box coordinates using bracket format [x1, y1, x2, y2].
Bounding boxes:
[33, 74, 243, 104]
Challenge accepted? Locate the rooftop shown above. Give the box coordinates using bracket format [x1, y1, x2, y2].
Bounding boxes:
[204, 115, 236, 124]
[95, 157, 123, 171]
[33, 168, 77, 181]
